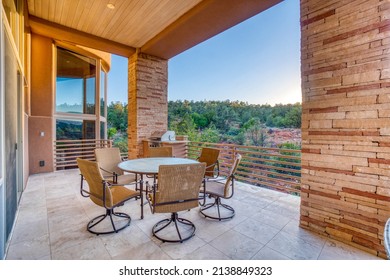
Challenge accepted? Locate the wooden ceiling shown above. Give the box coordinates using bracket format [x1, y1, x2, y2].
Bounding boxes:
[27, 0, 282, 59]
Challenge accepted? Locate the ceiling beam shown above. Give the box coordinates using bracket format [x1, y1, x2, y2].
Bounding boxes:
[141, 0, 283, 59]
[28, 16, 136, 58]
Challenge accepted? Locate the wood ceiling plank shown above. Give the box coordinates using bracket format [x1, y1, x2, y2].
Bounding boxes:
[100, 0, 138, 38]
[112, 1, 152, 45]
[89, 1, 116, 37]
[79, 0, 101, 33]
[76, 0, 94, 31]
[83, 4, 105, 34]
[35, 0, 42, 17]
[47, 0, 56, 22]
[110, 0, 149, 45]
[53, 0, 65, 24]
[65, 0, 80, 27]
[27, 0, 35, 15]
[126, 0, 201, 47]
[59, 0, 72, 26]
[70, 0, 85, 28]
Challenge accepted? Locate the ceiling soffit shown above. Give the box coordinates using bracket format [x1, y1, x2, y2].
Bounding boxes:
[27, 0, 282, 59]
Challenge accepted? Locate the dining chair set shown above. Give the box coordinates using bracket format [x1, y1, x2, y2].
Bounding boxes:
[76, 146, 242, 243]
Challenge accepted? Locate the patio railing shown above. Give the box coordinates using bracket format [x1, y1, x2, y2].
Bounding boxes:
[187, 141, 301, 195]
[54, 139, 112, 170]
[53, 139, 301, 194]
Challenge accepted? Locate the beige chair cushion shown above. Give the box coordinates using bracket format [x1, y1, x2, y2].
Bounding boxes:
[114, 173, 137, 185]
[110, 185, 139, 206]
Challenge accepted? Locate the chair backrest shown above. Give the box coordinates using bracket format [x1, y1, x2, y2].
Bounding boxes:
[198, 147, 220, 178]
[223, 153, 242, 197]
[95, 147, 123, 176]
[148, 146, 173, 158]
[152, 163, 206, 213]
[77, 158, 113, 207]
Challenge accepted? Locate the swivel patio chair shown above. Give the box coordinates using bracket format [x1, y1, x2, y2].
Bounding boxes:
[145, 146, 173, 187]
[197, 147, 220, 180]
[200, 154, 242, 221]
[94, 147, 137, 186]
[385, 217, 390, 259]
[146, 163, 206, 243]
[77, 158, 139, 235]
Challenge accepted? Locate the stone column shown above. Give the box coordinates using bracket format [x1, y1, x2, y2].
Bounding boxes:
[300, 0, 390, 258]
[128, 52, 168, 159]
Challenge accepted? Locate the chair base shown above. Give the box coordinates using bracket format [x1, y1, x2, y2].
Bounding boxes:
[200, 197, 235, 221]
[152, 212, 195, 243]
[87, 209, 131, 235]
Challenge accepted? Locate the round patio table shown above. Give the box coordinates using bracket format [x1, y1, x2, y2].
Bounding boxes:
[118, 157, 199, 219]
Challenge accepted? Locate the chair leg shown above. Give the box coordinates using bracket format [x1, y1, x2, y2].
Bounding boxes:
[200, 197, 235, 221]
[152, 212, 196, 243]
[87, 209, 131, 235]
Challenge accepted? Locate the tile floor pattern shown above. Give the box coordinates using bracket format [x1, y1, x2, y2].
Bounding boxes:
[5, 169, 381, 260]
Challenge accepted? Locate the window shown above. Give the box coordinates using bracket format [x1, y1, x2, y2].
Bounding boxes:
[55, 46, 107, 140]
[56, 119, 96, 140]
[56, 47, 96, 114]
[100, 70, 106, 117]
[99, 68, 107, 139]
[100, 121, 106, 139]
[56, 119, 82, 140]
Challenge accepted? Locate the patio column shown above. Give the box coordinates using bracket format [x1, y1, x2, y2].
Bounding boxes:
[29, 34, 55, 173]
[128, 52, 168, 158]
[300, 0, 390, 258]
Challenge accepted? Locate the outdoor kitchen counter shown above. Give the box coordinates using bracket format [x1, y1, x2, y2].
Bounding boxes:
[142, 139, 188, 158]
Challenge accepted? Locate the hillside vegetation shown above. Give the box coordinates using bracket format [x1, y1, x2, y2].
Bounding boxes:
[107, 100, 302, 153]
[168, 100, 301, 147]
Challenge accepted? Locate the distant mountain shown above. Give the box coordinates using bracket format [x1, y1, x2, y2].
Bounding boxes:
[56, 103, 83, 113]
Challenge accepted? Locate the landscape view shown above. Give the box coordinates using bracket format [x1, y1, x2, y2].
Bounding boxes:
[107, 100, 302, 154]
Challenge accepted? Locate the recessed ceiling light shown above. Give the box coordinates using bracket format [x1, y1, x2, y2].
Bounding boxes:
[107, 3, 115, 9]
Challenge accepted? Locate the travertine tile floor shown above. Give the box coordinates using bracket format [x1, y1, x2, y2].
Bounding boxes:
[5, 169, 381, 260]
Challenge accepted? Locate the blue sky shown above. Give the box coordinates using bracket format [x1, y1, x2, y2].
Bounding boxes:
[107, 0, 301, 105]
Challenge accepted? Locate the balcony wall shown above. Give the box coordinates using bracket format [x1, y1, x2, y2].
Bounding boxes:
[29, 34, 54, 174]
[300, 0, 390, 258]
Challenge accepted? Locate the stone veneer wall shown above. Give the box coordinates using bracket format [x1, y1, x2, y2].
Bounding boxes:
[300, 0, 390, 258]
[128, 52, 168, 158]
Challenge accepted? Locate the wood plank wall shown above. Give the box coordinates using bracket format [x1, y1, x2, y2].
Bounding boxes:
[300, 0, 390, 258]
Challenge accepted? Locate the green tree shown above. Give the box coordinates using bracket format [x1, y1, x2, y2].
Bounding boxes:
[243, 118, 268, 146]
[107, 102, 128, 153]
[108, 127, 117, 139]
[191, 112, 208, 128]
[169, 113, 199, 141]
[107, 102, 128, 132]
[199, 125, 220, 143]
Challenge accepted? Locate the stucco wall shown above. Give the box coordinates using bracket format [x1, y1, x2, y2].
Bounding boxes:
[300, 0, 390, 258]
[29, 34, 54, 173]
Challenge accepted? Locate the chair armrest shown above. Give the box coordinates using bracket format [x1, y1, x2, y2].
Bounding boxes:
[204, 160, 220, 179]
[99, 167, 118, 184]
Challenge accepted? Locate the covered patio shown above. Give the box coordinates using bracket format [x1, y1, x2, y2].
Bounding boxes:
[1, 0, 389, 261]
[5, 169, 379, 260]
